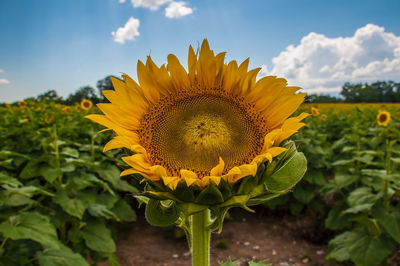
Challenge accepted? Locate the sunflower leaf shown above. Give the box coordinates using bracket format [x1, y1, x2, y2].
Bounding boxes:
[264, 152, 307, 192]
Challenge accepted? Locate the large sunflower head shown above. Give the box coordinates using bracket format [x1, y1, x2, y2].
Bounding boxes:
[87, 39, 307, 211]
[377, 110, 390, 126]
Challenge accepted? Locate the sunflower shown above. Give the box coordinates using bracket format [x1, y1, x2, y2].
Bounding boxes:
[311, 107, 319, 117]
[17, 101, 26, 108]
[61, 106, 71, 115]
[44, 114, 54, 124]
[377, 110, 390, 126]
[80, 99, 93, 111]
[87, 39, 307, 191]
[321, 114, 327, 120]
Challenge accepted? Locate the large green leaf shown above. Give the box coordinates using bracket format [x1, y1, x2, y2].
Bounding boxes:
[325, 206, 350, 230]
[97, 166, 138, 193]
[265, 152, 307, 192]
[0, 173, 22, 187]
[88, 203, 119, 220]
[327, 232, 350, 262]
[0, 212, 60, 248]
[145, 199, 179, 227]
[111, 200, 137, 222]
[52, 190, 88, 219]
[40, 167, 62, 183]
[372, 202, 400, 244]
[36, 244, 89, 266]
[334, 172, 358, 188]
[347, 228, 395, 266]
[81, 221, 116, 253]
[292, 185, 314, 204]
[60, 147, 79, 158]
[347, 187, 379, 207]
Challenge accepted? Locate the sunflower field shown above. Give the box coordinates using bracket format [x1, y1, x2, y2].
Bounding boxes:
[0, 100, 139, 265]
[0, 100, 399, 266]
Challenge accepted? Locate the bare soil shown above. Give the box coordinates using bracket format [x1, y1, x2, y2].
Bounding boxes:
[107, 206, 330, 266]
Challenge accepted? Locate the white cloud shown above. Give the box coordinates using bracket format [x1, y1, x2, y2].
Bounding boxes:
[131, 0, 171, 10]
[262, 24, 400, 94]
[165, 1, 193, 18]
[112, 17, 140, 44]
[0, 79, 10, 85]
[0, 69, 4, 73]
[119, 0, 126, 3]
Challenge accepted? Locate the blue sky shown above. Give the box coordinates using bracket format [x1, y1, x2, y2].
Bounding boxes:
[1, 0, 400, 102]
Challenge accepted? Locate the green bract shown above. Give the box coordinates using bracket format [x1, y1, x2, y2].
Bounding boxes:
[140, 141, 307, 232]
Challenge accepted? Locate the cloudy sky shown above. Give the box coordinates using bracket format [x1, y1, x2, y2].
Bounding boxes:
[0, 0, 399, 102]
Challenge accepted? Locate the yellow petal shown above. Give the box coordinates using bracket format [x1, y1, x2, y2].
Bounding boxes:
[168, 54, 190, 91]
[103, 136, 132, 152]
[209, 175, 222, 186]
[180, 169, 198, 187]
[150, 165, 168, 178]
[210, 157, 225, 176]
[162, 176, 181, 190]
[122, 154, 151, 172]
[267, 147, 288, 157]
[137, 60, 160, 104]
[223, 167, 241, 185]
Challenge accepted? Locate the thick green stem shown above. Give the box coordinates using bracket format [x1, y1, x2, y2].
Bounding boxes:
[191, 209, 211, 266]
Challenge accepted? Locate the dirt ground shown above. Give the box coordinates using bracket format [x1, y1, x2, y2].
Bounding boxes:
[107, 206, 330, 266]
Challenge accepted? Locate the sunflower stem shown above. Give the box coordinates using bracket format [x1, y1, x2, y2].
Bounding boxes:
[53, 125, 62, 188]
[0, 237, 8, 250]
[384, 138, 392, 209]
[191, 208, 211, 266]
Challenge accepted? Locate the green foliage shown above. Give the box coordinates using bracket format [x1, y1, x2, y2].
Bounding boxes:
[289, 105, 400, 265]
[341, 81, 400, 103]
[0, 103, 138, 265]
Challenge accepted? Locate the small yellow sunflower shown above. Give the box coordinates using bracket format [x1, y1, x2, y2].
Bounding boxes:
[80, 99, 93, 111]
[321, 114, 327, 120]
[17, 101, 26, 108]
[311, 107, 319, 117]
[44, 114, 54, 124]
[5, 103, 11, 108]
[87, 40, 307, 191]
[377, 110, 390, 126]
[61, 106, 71, 114]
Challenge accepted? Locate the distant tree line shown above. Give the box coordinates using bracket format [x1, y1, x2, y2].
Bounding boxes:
[5, 78, 400, 105]
[32, 75, 121, 105]
[306, 81, 400, 103]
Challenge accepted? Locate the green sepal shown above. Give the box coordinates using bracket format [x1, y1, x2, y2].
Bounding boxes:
[247, 193, 281, 206]
[255, 163, 266, 184]
[173, 182, 195, 202]
[217, 179, 232, 200]
[264, 151, 307, 192]
[145, 199, 179, 227]
[142, 191, 181, 202]
[249, 184, 265, 198]
[195, 184, 224, 205]
[237, 175, 258, 195]
[231, 175, 250, 194]
[216, 194, 253, 212]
